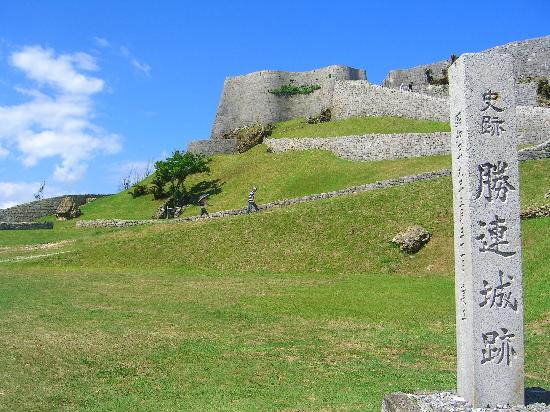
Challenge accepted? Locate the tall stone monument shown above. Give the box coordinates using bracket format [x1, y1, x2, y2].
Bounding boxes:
[449, 53, 524, 407]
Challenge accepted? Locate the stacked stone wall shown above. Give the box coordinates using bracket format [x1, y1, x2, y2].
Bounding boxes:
[332, 81, 449, 122]
[265, 133, 451, 161]
[188, 139, 239, 156]
[265, 127, 548, 162]
[0, 194, 109, 223]
[517, 105, 550, 145]
[0, 222, 53, 230]
[383, 35, 550, 105]
[211, 65, 366, 138]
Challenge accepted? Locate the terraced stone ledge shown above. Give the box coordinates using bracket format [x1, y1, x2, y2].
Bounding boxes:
[76, 170, 451, 229]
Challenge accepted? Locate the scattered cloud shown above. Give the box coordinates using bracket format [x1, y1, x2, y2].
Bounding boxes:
[0, 181, 63, 209]
[94, 39, 151, 76]
[130, 58, 151, 76]
[0, 45, 121, 184]
[94, 36, 110, 48]
[119, 45, 150, 76]
[11, 46, 103, 94]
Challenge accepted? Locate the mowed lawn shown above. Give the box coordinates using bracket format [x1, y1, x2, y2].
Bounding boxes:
[0, 159, 548, 411]
[270, 115, 451, 139]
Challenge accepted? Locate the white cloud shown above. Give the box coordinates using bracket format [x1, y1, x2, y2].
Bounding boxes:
[11, 46, 103, 94]
[131, 58, 151, 76]
[0, 45, 121, 184]
[0, 145, 8, 158]
[0, 181, 63, 209]
[119, 46, 150, 76]
[93, 37, 110, 48]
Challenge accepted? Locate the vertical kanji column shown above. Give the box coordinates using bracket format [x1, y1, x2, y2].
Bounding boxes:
[449, 53, 524, 408]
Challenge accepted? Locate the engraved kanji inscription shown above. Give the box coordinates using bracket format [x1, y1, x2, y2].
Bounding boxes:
[481, 90, 504, 112]
[476, 215, 516, 257]
[479, 270, 518, 311]
[474, 161, 516, 202]
[481, 328, 517, 366]
[481, 116, 506, 136]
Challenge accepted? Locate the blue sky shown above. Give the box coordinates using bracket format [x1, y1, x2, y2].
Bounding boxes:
[0, 0, 549, 208]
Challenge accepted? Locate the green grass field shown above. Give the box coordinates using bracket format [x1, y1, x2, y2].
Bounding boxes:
[31, 145, 451, 222]
[0, 158, 548, 411]
[270, 115, 451, 139]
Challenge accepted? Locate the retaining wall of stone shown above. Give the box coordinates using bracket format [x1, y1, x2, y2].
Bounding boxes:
[383, 35, 550, 105]
[265, 127, 549, 162]
[187, 139, 239, 156]
[210, 65, 366, 138]
[76, 170, 451, 229]
[0, 222, 53, 230]
[0, 194, 109, 223]
[331, 82, 450, 122]
[517, 105, 550, 145]
[265, 133, 451, 161]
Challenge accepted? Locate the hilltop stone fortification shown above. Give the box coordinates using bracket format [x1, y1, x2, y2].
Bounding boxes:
[383, 35, 550, 104]
[188, 35, 550, 158]
[210, 65, 366, 138]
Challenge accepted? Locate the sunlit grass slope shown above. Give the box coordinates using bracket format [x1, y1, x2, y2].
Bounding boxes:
[64, 145, 452, 221]
[270, 115, 451, 138]
[0, 159, 548, 411]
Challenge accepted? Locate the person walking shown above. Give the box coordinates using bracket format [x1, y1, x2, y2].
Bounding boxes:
[247, 186, 259, 213]
[198, 194, 210, 217]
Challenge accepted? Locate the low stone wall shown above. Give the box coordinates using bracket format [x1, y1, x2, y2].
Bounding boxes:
[265, 131, 549, 162]
[332, 81, 449, 122]
[187, 139, 239, 156]
[0, 222, 53, 230]
[76, 170, 451, 229]
[265, 133, 451, 161]
[0, 194, 110, 223]
[517, 106, 550, 146]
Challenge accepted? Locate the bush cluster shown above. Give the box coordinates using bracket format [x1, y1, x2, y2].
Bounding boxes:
[128, 184, 148, 198]
[268, 84, 321, 96]
[223, 123, 274, 153]
[424, 68, 449, 86]
[537, 78, 550, 101]
[306, 108, 332, 124]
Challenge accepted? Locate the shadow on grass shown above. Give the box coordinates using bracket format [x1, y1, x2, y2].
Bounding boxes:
[185, 179, 224, 205]
[526, 387, 550, 405]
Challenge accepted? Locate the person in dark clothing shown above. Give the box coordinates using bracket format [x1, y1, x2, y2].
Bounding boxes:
[247, 186, 259, 213]
[408, 81, 413, 92]
[199, 195, 209, 217]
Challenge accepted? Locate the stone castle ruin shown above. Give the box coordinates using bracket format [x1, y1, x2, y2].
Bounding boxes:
[189, 35, 550, 157]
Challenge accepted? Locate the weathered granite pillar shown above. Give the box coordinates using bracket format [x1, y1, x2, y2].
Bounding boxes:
[449, 53, 524, 407]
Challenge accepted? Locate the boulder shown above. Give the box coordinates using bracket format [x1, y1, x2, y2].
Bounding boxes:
[520, 204, 550, 219]
[55, 196, 81, 220]
[391, 225, 431, 253]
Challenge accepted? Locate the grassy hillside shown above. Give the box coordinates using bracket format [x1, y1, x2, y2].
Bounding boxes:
[0, 159, 548, 411]
[67, 145, 451, 221]
[270, 115, 451, 138]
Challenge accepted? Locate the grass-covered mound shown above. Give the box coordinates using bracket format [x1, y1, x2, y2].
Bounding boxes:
[0, 159, 548, 411]
[270, 115, 451, 139]
[54, 146, 452, 221]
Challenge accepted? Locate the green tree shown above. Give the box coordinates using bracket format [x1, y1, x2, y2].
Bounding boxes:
[152, 151, 210, 201]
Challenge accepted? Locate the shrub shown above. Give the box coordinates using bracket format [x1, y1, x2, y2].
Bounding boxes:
[128, 184, 148, 198]
[425, 68, 448, 86]
[223, 123, 274, 153]
[537, 78, 550, 100]
[269, 84, 321, 96]
[152, 151, 211, 200]
[306, 108, 332, 124]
